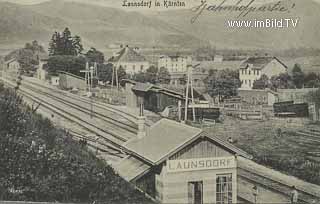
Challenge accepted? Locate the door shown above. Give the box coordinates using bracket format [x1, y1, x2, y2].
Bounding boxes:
[188, 181, 203, 204]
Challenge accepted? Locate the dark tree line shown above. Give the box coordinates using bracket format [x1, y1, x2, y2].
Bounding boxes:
[132, 66, 170, 84]
[205, 69, 241, 101]
[253, 64, 320, 90]
[48, 28, 83, 56]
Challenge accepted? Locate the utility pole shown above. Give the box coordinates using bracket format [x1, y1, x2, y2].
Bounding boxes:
[90, 65, 94, 118]
[112, 61, 119, 89]
[184, 64, 196, 122]
[184, 66, 190, 123]
[190, 66, 196, 122]
[80, 62, 95, 118]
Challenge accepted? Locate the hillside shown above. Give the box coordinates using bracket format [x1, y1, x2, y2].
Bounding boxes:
[151, 0, 320, 50]
[0, 2, 65, 48]
[0, 0, 319, 54]
[26, 0, 205, 49]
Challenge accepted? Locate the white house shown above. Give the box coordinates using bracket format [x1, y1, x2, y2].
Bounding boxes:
[108, 45, 149, 75]
[36, 57, 49, 81]
[5, 58, 20, 76]
[158, 55, 192, 73]
[239, 57, 287, 90]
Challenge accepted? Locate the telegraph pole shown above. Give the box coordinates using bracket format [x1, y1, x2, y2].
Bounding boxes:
[80, 62, 95, 118]
[184, 66, 190, 123]
[184, 64, 196, 122]
[90, 65, 94, 118]
[190, 66, 196, 122]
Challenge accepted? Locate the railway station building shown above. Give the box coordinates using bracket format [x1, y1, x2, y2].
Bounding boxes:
[114, 118, 320, 204]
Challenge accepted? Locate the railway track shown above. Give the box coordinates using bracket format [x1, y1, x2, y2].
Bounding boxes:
[238, 167, 319, 203]
[23, 78, 138, 124]
[289, 130, 320, 149]
[68, 130, 125, 158]
[21, 82, 138, 135]
[2, 78, 137, 156]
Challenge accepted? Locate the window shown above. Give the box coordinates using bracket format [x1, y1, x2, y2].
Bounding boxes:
[249, 80, 251, 87]
[140, 65, 144, 71]
[188, 181, 203, 204]
[133, 65, 135, 71]
[253, 70, 255, 75]
[216, 174, 232, 204]
[245, 80, 247, 84]
[257, 70, 260, 75]
[248, 70, 251, 75]
[245, 70, 247, 75]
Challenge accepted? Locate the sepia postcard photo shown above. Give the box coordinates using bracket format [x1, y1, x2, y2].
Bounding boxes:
[0, 0, 320, 203]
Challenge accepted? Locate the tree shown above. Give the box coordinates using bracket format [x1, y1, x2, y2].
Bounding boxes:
[158, 67, 170, 84]
[46, 55, 86, 76]
[132, 66, 158, 84]
[304, 72, 320, 88]
[252, 74, 269, 89]
[17, 49, 38, 74]
[48, 28, 83, 56]
[5, 40, 46, 75]
[85, 48, 104, 65]
[269, 73, 294, 90]
[24, 40, 45, 54]
[117, 66, 127, 86]
[292, 64, 304, 88]
[145, 66, 158, 84]
[97, 63, 113, 83]
[206, 69, 241, 101]
[97, 64, 127, 86]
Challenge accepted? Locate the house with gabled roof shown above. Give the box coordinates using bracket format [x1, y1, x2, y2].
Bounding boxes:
[108, 45, 150, 75]
[239, 57, 287, 90]
[114, 116, 320, 204]
[115, 117, 252, 203]
[4, 58, 20, 76]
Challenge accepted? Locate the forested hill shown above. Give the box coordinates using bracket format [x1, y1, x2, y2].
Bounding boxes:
[0, 83, 153, 203]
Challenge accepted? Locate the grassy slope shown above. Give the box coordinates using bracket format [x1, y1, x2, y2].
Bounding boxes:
[0, 84, 154, 203]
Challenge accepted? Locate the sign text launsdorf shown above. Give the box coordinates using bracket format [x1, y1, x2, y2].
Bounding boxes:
[167, 156, 236, 173]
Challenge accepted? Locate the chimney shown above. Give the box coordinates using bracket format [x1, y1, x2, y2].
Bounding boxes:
[137, 103, 146, 139]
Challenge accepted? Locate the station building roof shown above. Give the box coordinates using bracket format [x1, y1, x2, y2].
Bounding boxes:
[121, 119, 252, 166]
[114, 155, 152, 182]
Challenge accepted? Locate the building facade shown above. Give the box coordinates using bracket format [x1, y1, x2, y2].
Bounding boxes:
[238, 89, 278, 106]
[115, 119, 252, 204]
[114, 118, 320, 204]
[108, 45, 150, 75]
[58, 71, 87, 90]
[239, 57, 287, 90]
[158, 55, 192, 73]
[5, 58, 20, 77]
